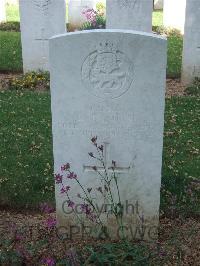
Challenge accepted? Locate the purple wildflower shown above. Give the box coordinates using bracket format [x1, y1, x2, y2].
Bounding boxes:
[40, 257, 56, 266]
[80, 203, 92, 215]
[61, 163, 70, 171]
[44, 217, 57, 229]
[67, 172, 77, 179]
[67, 200, 75, 209]
[55, 173, 63, 184]
[60, 186, 70, 194]
[39, 203, 55, 214]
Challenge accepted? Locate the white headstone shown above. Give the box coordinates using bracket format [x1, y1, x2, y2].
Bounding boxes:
[163, 0, 186, 33]
[50, 30, 166, 241]
[182, 0, 200, 84]
[106, 0, 153, 32]
[154, 0, 163, 10]
[19, 0, 66, 72]
[0, 0, 6, 22]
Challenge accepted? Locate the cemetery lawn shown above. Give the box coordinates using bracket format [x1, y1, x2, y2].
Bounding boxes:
[6, 3, 20, 22]
[152, 10, 163, 27]
[0, 31, 22, 72]
[0, 91, 199, 215]
[167, 33, 183, 78]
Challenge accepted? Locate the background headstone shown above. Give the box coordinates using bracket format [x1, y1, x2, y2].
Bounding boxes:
[106, 0, 153, 32]
[182, 0, 200, 84]
[0, 0, 6, 22]
[19, 0, 66, 72]
[50, 30, 167, 240]
[154, 0, 163, 10]
[163, 0, 186, 33]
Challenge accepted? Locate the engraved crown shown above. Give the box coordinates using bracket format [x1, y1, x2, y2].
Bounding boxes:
[97, 42, 117, 53]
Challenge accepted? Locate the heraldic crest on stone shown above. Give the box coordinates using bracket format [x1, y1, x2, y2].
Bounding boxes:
[81, 41, 134, 99]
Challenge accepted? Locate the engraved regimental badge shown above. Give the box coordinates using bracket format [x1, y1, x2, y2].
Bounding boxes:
[81, 42, 134, 99]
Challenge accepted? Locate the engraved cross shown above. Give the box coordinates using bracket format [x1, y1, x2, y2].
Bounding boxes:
[83, 142, 130, 174]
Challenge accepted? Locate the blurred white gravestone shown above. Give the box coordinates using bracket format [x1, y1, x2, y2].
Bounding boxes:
[154, 0, 163, 10]
[163, 0, 186, 33]
[19, 0, 66, 72]
[50, 30, 167, 240]
[182, 0, 200, 85]
[106, 0, 153, 32]
[0, 0, 6, 22]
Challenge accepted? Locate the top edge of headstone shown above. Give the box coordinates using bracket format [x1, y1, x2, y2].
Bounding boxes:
[50, 29, 167, 41]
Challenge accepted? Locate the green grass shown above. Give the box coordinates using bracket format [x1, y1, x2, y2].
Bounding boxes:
[167, 34, 183, 78]
[0, 91, 53, 207]
[6, 4, 20, 22]
[152, 10, 163, 27]
[162, 97, 200, 215]
[0, 91, 199, 214]
[0, 31, 22, 72]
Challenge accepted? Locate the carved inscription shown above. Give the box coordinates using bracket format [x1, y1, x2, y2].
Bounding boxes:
[117, 0, 137, 8]
[81, 42, 134, 99]
[33, 0, 52, 15]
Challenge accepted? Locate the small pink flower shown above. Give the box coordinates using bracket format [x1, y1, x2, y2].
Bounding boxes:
[60, 186, 70, 194]
[80, 203, 92, 215]
[15, 233, 23, 241]
[61, 163, 70, 171]
[67, 172, 77, 179]
[67, 200, 75, 209]
[39, 203, 55, 214]
[55, 173, 63, 184]
[45, 217, 57, 229]
[41, 257, 56, 266]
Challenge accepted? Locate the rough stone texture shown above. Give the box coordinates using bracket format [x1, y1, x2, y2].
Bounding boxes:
[163, 0, 186, 33]
[0, 0, 6, 22]
[182, 0, 200, 85]
[106, 0, 153, 32]
[50, 30, 167, 240]
[154, 0, 163, 10]
[19, 0, 66, 72]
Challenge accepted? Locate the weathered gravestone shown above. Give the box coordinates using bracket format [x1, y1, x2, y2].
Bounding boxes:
[0, 0, 6, 22]
[106, 0, 153, 32]
[182, 0, 200, 84]
[163, 0, 186, 33]
[19, 0, 66, 72]
[50, 30, 167, 240]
